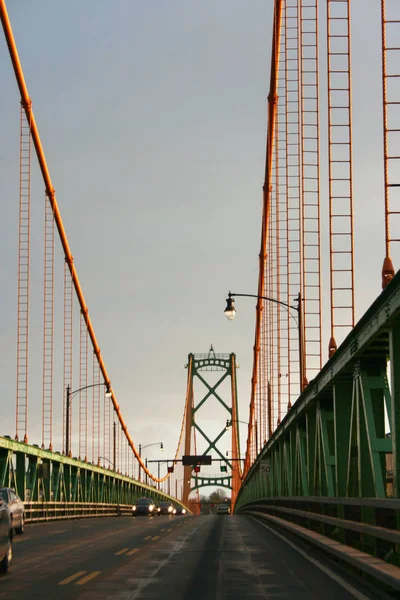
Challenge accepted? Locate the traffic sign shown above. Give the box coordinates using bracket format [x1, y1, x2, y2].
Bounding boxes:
[260, 460, 270, 475]
[182, 454, 212, 466]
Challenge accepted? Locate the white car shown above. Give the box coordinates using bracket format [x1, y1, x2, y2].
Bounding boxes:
[0, 498, 12, 573]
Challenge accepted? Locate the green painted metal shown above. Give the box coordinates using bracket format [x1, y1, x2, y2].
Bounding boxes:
[0, 436, 188, 512]
[191, 475, 232, 491]
[186, 349, 240, 493]
[236, 270, 400, 513]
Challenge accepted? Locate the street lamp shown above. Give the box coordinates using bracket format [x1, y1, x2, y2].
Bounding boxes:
[138, 442, 163, 483]
[65, 383, 112, 458]
[224, 291, 305, 395]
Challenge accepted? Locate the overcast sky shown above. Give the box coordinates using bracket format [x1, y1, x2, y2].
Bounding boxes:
[0, 1, 396, 473]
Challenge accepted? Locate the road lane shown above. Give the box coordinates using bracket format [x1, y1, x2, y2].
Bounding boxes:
[0, 514, 392, 599]
[80, 515, 391, 600]
[0, 514, 187, 599]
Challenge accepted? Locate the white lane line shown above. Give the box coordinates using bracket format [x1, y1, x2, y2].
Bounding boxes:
[252, 517, 373, 600]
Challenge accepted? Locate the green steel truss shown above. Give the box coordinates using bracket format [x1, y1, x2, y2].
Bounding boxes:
[0, 436, 187, 509]
[236, 269, 400, 510]
[191, 475, 232, 491]
[188, 348, 240, 492]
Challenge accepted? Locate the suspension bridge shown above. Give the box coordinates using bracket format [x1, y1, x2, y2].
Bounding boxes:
[1, 0, 400, 598]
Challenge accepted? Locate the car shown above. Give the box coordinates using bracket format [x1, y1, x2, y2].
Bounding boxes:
[0, 498, 12, 573]
[216, 503, 230, 515]
[173, 505, 187, 516]
[159, 501, 174, 515]
[0, 489, 24, 534]
[132, 497, 157, 516]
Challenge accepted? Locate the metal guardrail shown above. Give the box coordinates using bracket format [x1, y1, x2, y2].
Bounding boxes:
[239, 498, 400, 591]
[24, 502, 133, 523]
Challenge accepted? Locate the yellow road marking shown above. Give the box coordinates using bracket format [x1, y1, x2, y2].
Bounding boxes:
[14, 537, 30, 542]
[167, 528, 172, 532]
[76, 571, 101, 585]
[151, 535, 160, 541]
[160, 528, 166, 531]
[58, 571, 87, 586]
[115, 547, 129, 555]
[143, 535, 151, 540]
[127, 548, 139, 556]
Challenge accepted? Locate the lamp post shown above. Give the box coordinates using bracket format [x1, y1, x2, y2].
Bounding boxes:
[224, 291, 305, 395]
[138, 441, 163, 483]
[65, 383, 112, 458]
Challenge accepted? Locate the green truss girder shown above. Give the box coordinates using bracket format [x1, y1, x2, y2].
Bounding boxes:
[0, 436, 187, 511]
[186, 352, 240, 495]
[235, 270, 400, 511]
[191, 475, 232, 491]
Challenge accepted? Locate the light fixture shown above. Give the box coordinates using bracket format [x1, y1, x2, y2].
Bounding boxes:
[224, 294, 236, 320]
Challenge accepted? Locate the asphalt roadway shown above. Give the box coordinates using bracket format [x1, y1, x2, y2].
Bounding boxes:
[0, 514, 391, 599]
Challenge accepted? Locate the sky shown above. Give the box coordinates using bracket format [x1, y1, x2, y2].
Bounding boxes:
[0, 1, 397, 481]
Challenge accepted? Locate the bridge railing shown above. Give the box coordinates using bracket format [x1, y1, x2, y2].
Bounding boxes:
[24, 502, 133, 523]
[238, 498, 400, 592]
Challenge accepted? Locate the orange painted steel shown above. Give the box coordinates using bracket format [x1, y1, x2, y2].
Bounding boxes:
[274, 113, 282, 431]
[41, 194, 55, 450]
[326, 0, 355, 357]
[182, 356, 193, 506]
[15, 105, 31, 444]
[380, 0, 399, 289]
[275, 16, 289, 433]
[285, 0, 302, 408]
[92, 357, 101, 464]
[103, 390, 111, 468]
[79, 314, 88, 462]
[63, 264, 73, 455]
[230, 354, 242, 505]
[0, 0, 168, 483]
[244, 0, 283, 477]
[299, 0, 322, 380]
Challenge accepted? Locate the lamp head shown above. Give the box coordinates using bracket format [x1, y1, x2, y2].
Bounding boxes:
[160, 442, 164, 451]
[224, 294, 236, 320]
[105, 384, 112, 398]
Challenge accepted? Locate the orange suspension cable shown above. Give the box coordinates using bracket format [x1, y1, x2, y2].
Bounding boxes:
[15, 104, 31, 444]
[326, 0, 355, 357]
[380, 0, 400, 288]
[63, 263, 73, 455]
[42, 193, 54, 450]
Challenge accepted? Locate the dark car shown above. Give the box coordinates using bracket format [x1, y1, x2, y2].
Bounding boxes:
[132, 497, 156, 516]
[0, 489, 24, 535]
[0, 498, 12, 573]
[159, 501, 174, 515]
[216, 503, 230, 515]
[174, 505, 187, 516]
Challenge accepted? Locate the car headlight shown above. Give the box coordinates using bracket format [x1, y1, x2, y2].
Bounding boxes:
[173, 509, 176, 514]
[168, 506, 173, 512]
[149, 504, 154, 511]
[132, 505, 137, 511]
[182, 509, 186, 514]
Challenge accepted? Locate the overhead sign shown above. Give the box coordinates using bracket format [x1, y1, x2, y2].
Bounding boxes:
[260, 460, 270, 475]
[182, 455, 212, 466]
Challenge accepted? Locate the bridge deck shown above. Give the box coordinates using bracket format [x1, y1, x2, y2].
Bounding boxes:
[0, 516, 387, 599]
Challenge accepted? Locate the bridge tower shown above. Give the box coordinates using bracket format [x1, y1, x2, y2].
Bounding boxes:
[182, 346, 242, 508]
